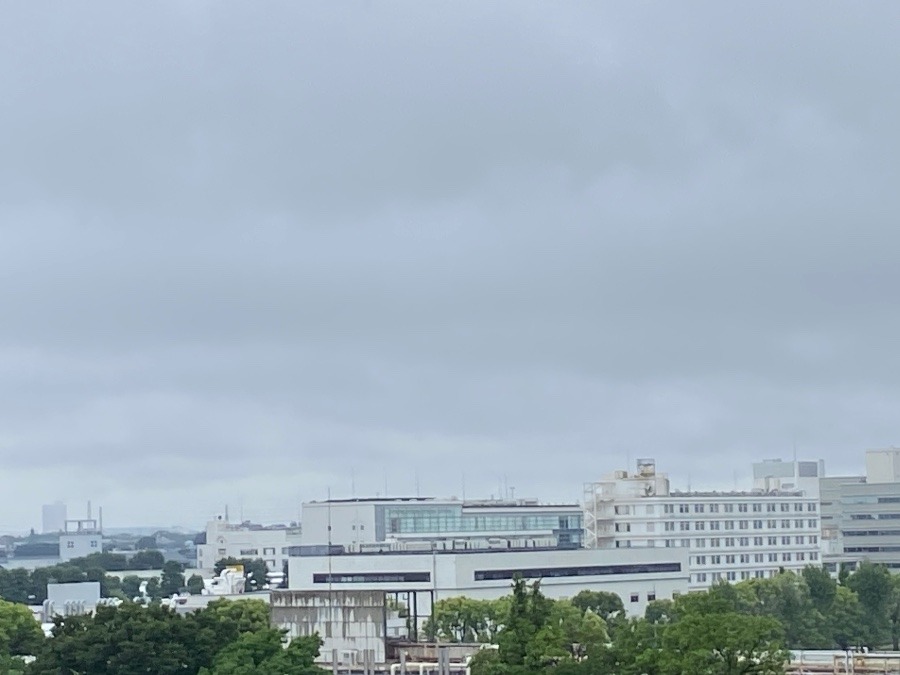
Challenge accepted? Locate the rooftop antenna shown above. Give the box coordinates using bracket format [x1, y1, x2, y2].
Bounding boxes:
[87, 500, 92, 521]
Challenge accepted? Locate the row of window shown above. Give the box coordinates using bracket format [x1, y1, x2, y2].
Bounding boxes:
[615, 535, 819, 548]
[654, 519, 819, 532]
[692, 551, 818, 565]
[694, 569, 782, 583]
[662, 502, 816, 514]
[384, 510, 582, 535]
[311, 562, 683, 584]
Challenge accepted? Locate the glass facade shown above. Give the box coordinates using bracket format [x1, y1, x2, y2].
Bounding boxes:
[380, 505, 583, 545]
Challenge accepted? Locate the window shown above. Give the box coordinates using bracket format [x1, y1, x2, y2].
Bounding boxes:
[753, 537, 763, 545]
[696, 538, 706, 548]
[647, 592, 656, 601]
[754, 553, 764, 562]
[752, 503, 762, 512]
[725, 537, 735, 547]
[695, 521, 705, 531]
[738, 503, 748, 513]
[680, 539, 690, 547]
[240, 548, 259, 556]
[709, 504, 720, 513]
[725, 554, 735, 564]
[794, 503, 804, 512]
[781, 519, 791, 528]
[767, 504, 776, 513]
[694, 504, 705, 513]
[768, 520, 777, 528]
[711, 555, 721, 564]
[780, 503, 790, 512]
[795, 536, 805, 545]
[724, 504, 735, 513]
[680, 522, 690, 531]
[797, 552, 806, 561]
[708, 521, 718, 530]
[794, 520, 803, 528]
[724, 521, 734, 530]
[768, 553, 778, 562]
[808, 519, 818, 528]
[810, 535, 818, 544]
[739, 553, 750, 563]
[679, 504, 689, 513]
[218, 548, 226, 555]
[739, 537, 749, 546]
[696, 573, 707, 582]
[710, 538, 721, 547]
[808, 503, 817, 512]
[782, 553, 792, 562]
[266, 559, 275, 567]
[753, 520, 763, 529]
[781, 536, 790, 545]
[695, 556, 707, 565]
[811, 552, 819, 561]
[630, 593, 639, 603]
[315, 572, 431, 584]
[664, 504, 674, 514]
[739, 520, 749, 530]
[473, 562, 682, 581]
[90, 540, 98, 548]
[665, 522, 675, 531]
[66, 541, 74, 549]
[264, 547, 275, 555]
[741, 571, 750, 580]
[768, 537, 777, 545]
[727, 571, 737, 581]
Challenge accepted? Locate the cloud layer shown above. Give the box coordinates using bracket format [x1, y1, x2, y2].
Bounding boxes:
[2, 1, 899, 530]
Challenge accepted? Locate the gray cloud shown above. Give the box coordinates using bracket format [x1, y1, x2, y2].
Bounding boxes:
[1, 1, 899, 530]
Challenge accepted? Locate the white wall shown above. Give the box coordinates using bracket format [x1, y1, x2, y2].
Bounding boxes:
[300, 502, 378, 546]
[59, 533, 102, 561]
[287, 547, 689, 617]
[196, 520, 301, 573]
[866, 449, 900, 483]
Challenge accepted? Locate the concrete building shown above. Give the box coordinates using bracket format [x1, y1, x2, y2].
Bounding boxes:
[59, 518, 103, 562]
[753, 459, 825, 497]
[195, 516, 302, 574]
[285, 545, 689, 620]
[300, 497, 583, 550]
[821, 448, 900, 571]
[583, 459, 821, 590]
[41, 502, 67, 534]
[43, 581, 101, 618]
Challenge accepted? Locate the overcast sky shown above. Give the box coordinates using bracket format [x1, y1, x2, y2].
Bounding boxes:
[1, 2, 899, 531]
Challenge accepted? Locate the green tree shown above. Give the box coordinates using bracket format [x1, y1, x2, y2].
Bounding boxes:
[120, 575, 143, 600]
[424, 597, 503, 642]
[0, 599, 44, 657]
[802, 565, 837, 613]
[570, 590, 625, 623]
[187, 574, 205, 595]
[660, 611, 789, 675]
[846, 561, 893, 647]
[160, 561, 186, 597]
[130, 549, 165, 570]
[830, 585, 864, 650]
[738, 573, 826, 648]
[199, 629, 324, 675]
[135, 536, 157, 550]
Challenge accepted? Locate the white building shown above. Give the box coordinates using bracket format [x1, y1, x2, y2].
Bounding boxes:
[196, 517, 302, 574]
[42, 502, 67, 534]
[300, 497, 583, 549]
[286, 545, 689, 619]
[753, 459, 825, 498]
[59, 518, 103, 562]
[583, 459, 821, 590]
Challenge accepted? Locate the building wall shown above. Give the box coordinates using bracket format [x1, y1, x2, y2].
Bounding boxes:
[271, 590, 387, 666]
[300, 498, 583, 549]
[287, 547, 689, 617]
[866, 449, 900, 484]
[196, 519, 301, 573]
[59, 533, 102, 562]
[585, 462, 821, 590]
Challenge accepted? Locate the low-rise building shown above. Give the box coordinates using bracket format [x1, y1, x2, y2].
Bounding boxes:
[285, 544, 689, 619]
[195, 517, 302, 574]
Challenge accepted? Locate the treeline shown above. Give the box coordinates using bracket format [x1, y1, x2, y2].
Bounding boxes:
[0, 597, 324, 674]
[432, 563, 900, 675]
[0, 554, 272, 605]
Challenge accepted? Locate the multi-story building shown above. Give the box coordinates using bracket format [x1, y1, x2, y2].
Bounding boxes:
[195, 517, 302, 574]
[285, 543, 689, 621]
[60, 518, 103, 562]
[583, 459, 821, 590]
[300, 497, 584, 550]
[822, 448, 900, 572]
[752, 459, 825, 497]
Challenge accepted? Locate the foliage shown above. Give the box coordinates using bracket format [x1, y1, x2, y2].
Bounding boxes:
[0, 599, 43, 657]
[129, 549, 166, 570]
[423, 597, 508, 642]
[26, 598, 277, 675]
[199, 629, 324, 675]
[187, 574, 206, 595]
[160, 560, 186, 597]
[846, 561, 893, 647]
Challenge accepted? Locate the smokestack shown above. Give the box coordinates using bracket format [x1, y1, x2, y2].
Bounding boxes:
[87, 500, 92, 520]
[99, 507, 103, 532]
